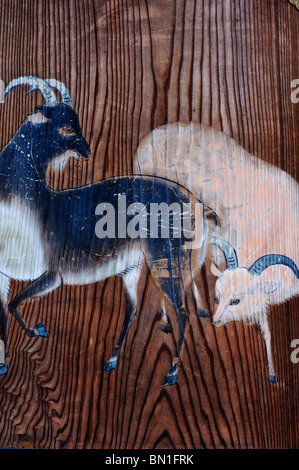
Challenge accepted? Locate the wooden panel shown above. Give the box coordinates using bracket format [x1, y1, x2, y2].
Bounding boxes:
[0, 0, 298, 449]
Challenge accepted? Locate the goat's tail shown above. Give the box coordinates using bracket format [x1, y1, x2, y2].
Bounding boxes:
[203, 204, 220, 228]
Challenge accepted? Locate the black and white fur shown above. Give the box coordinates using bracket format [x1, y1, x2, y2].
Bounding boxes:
[0, 77, 218, 385]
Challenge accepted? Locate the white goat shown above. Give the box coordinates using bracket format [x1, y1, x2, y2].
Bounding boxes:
[210, 237, 299, 383]
[134, 121, 299, 383]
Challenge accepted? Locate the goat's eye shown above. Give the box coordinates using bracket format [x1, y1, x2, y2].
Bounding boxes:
[230, 299, 240, 306]
[214, 296, 220, 304]
[59, 125, 76, 137]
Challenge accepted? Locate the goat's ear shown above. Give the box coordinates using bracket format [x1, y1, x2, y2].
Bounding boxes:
[211, 263, 221, 278]
[27, 111, 50, 125]
[248, 280, 281, 295]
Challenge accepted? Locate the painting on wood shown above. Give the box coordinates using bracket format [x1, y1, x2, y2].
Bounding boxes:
[135, 121, 299, 384]
[0, 0, 297, 450]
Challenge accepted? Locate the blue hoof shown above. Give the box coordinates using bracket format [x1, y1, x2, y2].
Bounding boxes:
[197, 309, 209, 318]
[160, 323, 172, 334]
[268, 374, 279, 384]
[163, 374, 177, 386]
[35, 323, 48, 338]
[103, 359, 118, 372]
[0, 364, 8, 376]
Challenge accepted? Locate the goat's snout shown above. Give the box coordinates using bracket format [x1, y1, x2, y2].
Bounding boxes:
[212, 311, 225, 328]
[212, 320, 224, 328]
[81, 139, 91, 159]
[74, 137, 90, 160]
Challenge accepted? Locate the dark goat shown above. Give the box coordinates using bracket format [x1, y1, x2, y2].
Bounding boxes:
[0, 77, 218, 385]
[0, 77, 90, 373]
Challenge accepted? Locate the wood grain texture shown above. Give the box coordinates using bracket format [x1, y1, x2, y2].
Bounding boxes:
[0, 0, 298, 449]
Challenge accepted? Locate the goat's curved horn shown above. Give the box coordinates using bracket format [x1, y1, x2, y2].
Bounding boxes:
[210, 237, 239, 269]
[3, 76, 57, 106]
[44, 79, 72, 107]
[249, 254, 299, 278]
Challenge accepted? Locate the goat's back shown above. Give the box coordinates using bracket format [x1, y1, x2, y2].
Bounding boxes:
[134, 122, 299, 272]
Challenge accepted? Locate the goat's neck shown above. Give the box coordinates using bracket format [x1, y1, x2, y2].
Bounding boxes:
[0, 135, 48, 202]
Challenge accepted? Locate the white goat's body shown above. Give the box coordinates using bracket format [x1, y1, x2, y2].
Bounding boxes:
[134, 121, 299, 302]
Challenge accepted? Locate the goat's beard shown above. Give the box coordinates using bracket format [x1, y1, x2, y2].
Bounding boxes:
[50, 150, 82, 171]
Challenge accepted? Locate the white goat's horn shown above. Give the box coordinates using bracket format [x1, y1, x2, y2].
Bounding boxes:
[3, 76, 57, 106]
[249, 254, 299, 278]
[44, 79, 72, 107]
[210, 237, 238, 269]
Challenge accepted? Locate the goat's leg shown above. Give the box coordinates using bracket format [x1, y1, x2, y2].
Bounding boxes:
[8, 270, 61, 338]
[260, 313, 278, 384]
[189, 244, 209, 318]
[148, 258, 188, 385]
[160, 273, 208, 330]
[0, 273, 10, 376]
[192, 280, 209, 318]
[160, 297, 171, 333]
[103, 254, 144, 372]
[163, 304, 187, 386]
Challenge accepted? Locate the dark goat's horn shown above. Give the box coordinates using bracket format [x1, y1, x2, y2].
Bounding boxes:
[3, 76, 57, 106]
[249, 254, 299, 278]
[44, 79, 72, 107]
[210, 237, 239, 269]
